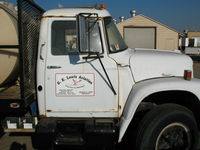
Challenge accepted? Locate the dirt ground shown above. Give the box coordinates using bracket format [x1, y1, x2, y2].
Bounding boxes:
[194, 61, 200, 78]
[0, 59, 200, 150]
[0, 133, 33, 150]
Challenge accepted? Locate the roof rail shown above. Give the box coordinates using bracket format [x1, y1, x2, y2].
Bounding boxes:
[58, 4, 103, 10]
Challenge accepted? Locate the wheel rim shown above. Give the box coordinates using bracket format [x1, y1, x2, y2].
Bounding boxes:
[155, 122, 192, 150]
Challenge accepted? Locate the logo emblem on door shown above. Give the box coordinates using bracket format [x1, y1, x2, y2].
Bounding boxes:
[55, 73, 95, 97]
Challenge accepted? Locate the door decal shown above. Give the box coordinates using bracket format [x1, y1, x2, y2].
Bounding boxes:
[55, 73, 95, 97]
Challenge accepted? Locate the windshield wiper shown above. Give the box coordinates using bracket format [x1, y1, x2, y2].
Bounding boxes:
[95, 52, 117, 95]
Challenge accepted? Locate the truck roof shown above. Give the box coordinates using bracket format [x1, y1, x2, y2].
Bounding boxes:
[43, 8, 111, 18]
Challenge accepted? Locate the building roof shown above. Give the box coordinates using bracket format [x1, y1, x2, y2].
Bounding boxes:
[43, 8, 111, 18]
[187, 31, 200, 33]
[117, 14, 182, 35]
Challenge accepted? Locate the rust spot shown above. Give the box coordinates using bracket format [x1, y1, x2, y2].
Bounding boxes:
[109, 109, 117, 111]
[46, 109, 52, 112]
[42, 15, 76, 18]
[119, 105, 121, 110]
[39, 114, 47, 118]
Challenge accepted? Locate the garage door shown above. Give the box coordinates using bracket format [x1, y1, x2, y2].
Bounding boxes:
[124, 27, 156, 49]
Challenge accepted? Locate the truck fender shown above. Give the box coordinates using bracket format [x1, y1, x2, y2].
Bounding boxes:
[119, 77, 200, 142]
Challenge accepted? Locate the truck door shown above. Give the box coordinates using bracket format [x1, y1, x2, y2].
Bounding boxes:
[45, 18, 118, 117]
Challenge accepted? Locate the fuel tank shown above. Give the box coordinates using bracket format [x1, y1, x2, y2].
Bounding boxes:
[0, 2, 18, 87]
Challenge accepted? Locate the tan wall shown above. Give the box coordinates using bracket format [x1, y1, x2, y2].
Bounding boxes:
[187, 32, 200, 38]
[117, 15, 179, 50]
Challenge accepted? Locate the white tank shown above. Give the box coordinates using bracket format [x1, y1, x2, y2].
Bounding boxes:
[0, 2, 19, 87]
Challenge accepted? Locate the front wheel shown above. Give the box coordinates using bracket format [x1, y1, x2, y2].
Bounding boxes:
[135, 104, 199, 150]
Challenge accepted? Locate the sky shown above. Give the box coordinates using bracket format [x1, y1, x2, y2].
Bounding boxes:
[5, 0, 200, 33]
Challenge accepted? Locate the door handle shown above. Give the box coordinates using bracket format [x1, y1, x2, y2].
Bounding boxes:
[47, 66, 62, 69]
[40, 42, 46, 60]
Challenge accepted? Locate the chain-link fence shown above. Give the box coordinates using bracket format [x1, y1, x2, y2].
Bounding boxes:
[17, 0, 44, 99]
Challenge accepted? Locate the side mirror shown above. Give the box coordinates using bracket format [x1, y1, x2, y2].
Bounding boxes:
[78, 14, 88, 52]
[77, 13, 102, 53]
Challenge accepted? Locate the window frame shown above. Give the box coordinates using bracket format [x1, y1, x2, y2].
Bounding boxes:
[51, 19, 79, 56]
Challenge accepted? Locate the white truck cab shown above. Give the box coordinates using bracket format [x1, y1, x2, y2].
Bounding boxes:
[2, 2, 200, 150]
[38, 8, 119, 118]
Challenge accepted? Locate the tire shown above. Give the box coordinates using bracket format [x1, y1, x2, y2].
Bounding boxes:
[135, 104, 199, 150]
[0, 121, 4, 138]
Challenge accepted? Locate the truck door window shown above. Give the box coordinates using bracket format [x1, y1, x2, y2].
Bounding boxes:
[51, 21, 78, 55]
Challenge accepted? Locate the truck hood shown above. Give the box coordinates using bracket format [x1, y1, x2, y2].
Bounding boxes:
[110, 48, 193, 82]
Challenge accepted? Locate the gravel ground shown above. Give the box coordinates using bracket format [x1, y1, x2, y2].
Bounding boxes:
[0, 59, 200, 150]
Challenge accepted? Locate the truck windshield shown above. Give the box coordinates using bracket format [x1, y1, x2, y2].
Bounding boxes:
[104, 17, 128, 53]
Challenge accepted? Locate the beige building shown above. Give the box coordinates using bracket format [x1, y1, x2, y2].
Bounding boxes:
[187, 31, 200, 39]
[117, 14, 180, 50]
[186, 31, 200, 47]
